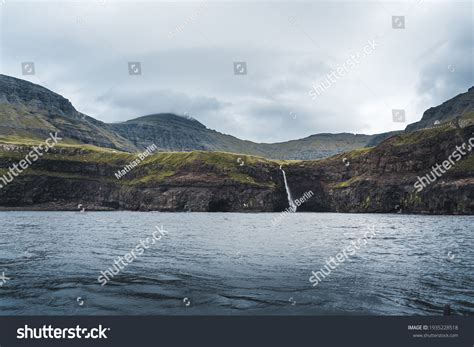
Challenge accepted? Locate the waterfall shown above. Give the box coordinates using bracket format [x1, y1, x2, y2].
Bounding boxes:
[280, 166, 297, 212]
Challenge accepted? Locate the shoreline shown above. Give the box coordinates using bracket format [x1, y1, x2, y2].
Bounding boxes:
[0, 206, 471, 215]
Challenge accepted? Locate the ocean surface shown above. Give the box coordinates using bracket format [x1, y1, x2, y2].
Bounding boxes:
[0, 212, 472, 315]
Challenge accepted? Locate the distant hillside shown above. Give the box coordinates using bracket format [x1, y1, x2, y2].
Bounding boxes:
[365, 130, 403, 147]
[110, 113, 374, 160]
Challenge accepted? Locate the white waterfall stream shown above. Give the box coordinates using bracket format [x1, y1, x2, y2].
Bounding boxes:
[280, 166, 297, 212]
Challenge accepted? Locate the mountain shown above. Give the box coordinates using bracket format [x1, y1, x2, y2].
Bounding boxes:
[0, 74, 375, 159]
[405, 87, 474, 132]
[364, 87, 474, 147]
[1, 74, 473, 160]
[109, 113, 256, 153]
[0, 74, 138, 151]
[110, 113, 374, 160]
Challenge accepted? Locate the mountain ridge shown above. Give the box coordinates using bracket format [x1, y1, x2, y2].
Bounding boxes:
[0, 74, 377, 159]
[1, 74, 473, 160]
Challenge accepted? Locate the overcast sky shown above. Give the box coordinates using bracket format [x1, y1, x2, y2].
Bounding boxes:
[0, 0, 472, 143]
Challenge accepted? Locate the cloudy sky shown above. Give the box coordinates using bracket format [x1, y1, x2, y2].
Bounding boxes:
[0, 0, 472, 143]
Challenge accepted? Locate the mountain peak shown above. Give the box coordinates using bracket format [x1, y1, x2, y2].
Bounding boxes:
[0, 74, 79, 118]
[120, 113, 207, 129]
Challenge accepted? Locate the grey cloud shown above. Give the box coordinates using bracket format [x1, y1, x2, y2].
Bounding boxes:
[0, 1, 472, 142]
[97, 87, 231, 123]
[416, 32, 474, 104]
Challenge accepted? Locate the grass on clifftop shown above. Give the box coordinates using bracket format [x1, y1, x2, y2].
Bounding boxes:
[134, 151, 274, 185]
[0, 133, 118, 150]
[390, 125, 451, 146]
[141, 151, 274, 169]
[0, 142, 278, 186]
[331, 147, 372, 160]
[0, 135, 275, 166]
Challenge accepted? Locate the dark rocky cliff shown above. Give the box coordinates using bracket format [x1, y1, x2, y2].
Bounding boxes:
[285, 119, 473, 214]
[0, 150, 288, 212]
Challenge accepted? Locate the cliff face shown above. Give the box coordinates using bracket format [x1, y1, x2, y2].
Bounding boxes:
[0, 118, 472, 214]
[0, 149, 289, 212]
[286, 120, 474, 214]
